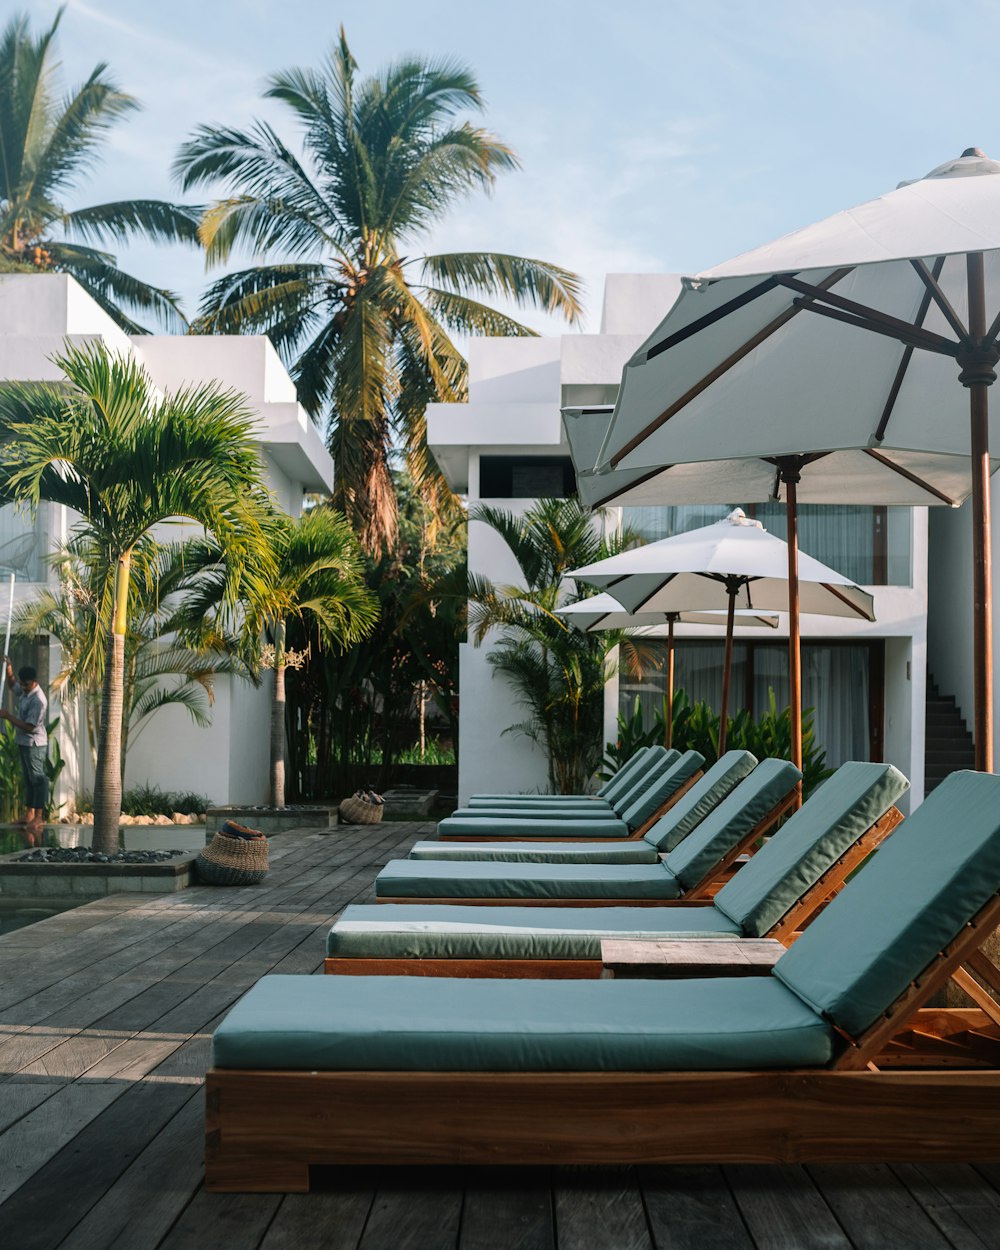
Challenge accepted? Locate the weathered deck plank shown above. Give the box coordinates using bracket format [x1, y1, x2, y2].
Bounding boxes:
[2, 819, 1000, 1250]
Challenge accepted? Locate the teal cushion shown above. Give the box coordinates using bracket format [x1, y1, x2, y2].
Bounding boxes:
[599, 745, 665, 801]
[375, 859, 682, 900]
[775, 770, 1000, 1038]
[608, 749, 679, 814]
[436, 815, 630, 838]
[644, 751, 758, 852]
[452, 804, 617, 820]
[409, 840, 658, 864]
[327, 903, 741, 961]
[663, 758, 802, 890]
[467, 797, 611, 809]
[618, 750, 705, 829]
[212, 974, 834, 1071]
[715, 762, 909, 937]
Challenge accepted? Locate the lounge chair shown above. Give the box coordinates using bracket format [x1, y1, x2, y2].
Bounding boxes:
[468, 744, 664, 807]
[205, 769, 1000, 1190]
[374, 757, 800, 905]
[326, 761, 907, 976]
[437, 750, 706, 841]
[409, 750, 758, 864]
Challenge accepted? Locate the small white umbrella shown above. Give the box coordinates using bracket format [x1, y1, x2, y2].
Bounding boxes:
[593, 148, 1000, 770]
[569, 510, 873, 754]
[558, 593, 778, 748]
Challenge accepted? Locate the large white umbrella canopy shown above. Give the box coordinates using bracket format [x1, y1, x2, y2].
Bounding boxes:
[557, 593, 777, 750]
[569, 510, 872, 753]
[591, 149, 1000, 769]
[556, 593, 778, 633]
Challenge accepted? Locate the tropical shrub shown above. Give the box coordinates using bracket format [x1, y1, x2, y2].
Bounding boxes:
[605, 688, 833, 799]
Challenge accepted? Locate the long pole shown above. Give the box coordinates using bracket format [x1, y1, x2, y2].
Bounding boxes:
[665, 614, 675, 750]
[0, 573, 15, 707]
[963, 253, 995, 772]
[718, 583, 737, 756]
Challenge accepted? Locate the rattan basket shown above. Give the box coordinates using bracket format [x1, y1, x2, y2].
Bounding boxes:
[339, 795, 383, 825]
[195, 822, 269, 886]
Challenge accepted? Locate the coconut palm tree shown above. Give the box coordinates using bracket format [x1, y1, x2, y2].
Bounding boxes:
[0, 341, 277, 853]
[174, 28, 584, 552]
[469, 498, 655, 793]
[16, 534, 257, 780]
[0, 9, 200, 331]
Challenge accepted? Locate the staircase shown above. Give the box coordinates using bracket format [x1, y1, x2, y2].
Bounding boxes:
[925, 674, 976, 795]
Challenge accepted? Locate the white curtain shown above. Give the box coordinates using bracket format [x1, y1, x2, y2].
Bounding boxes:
[620, 640, 870, 766]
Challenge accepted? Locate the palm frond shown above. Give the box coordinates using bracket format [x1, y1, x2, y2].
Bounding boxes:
[421, 252, 584, 324]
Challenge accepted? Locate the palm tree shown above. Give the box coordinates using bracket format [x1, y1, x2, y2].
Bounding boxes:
[0, 340, 277, 853]
[469, 499, 655, 793]
[0, 9, 200, 331]
[16, 535, 257, 780]
[180, 509, 379, 807]
[174, 29, 584, 552]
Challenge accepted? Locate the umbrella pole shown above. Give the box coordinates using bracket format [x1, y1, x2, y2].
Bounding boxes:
[719, 583, 737, 756]
[963, 253, 996, 772]
[779, 461, 804, 801]
[666, 615, 675, 750]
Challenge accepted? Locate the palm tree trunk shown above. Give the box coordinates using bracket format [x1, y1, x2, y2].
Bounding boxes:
[92, 551, 130, 856]
[270, 619, 286, 809]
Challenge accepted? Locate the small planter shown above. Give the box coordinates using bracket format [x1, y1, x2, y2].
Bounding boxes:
[206, 806, 339, 835]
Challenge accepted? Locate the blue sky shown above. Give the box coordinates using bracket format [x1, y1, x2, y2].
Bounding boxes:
[27, 0, 1000, 334]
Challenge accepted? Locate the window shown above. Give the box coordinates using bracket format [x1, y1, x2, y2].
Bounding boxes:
[622, 503, 912, 586]
[479, 456, 576, 499]
[619, 640, 883, 767]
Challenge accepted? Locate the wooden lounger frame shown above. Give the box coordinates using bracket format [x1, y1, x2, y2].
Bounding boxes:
[437, 770, 703, 841]
[206, 892, 1000, 1190]
[326, 805, 903, 978]
[376, 785, 799, 907]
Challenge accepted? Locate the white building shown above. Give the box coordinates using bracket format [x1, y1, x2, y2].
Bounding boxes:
[430, 274, 933, 808]
[0, 274, 333, 811]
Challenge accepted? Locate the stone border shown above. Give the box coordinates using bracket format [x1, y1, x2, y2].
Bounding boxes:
[0, 850, 198, 897]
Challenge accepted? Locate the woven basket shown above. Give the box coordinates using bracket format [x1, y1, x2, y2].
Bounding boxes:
[196, 823, 269, 886]
[339, 795, 383, 825]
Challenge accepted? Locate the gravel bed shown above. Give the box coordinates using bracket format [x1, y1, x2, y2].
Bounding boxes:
[14, 847, 189, 864]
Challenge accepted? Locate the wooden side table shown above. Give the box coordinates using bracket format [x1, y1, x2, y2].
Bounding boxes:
[600, 937, 785, 978]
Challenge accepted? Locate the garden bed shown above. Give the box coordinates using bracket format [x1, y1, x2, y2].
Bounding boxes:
[206, 806, 339, 835]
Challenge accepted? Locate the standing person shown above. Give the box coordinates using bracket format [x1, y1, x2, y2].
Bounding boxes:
[1, 657, 48, 829]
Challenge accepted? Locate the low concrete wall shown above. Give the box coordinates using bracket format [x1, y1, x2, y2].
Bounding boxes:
[0, 852, 196, 897]
[206, 807, 338, 835]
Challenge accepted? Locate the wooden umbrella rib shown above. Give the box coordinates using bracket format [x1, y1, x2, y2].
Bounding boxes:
[863, 448, 959, 506]
[644, 275, 783, 362]
[779, 275, 961, 355]
[909, 258, 968, 339]
[793, 299, 960, 357]
[985, 303, 1000, 345]
[608, 268, 855, 467]
[592, 464, 668, 508]
[821, 582, 875, 620]
[875, 257, 945, 442]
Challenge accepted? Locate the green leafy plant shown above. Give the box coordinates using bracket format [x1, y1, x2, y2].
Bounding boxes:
[604, 687, 833, 799]
[470, 498, 656, 795]
[75, 785, 211, 817]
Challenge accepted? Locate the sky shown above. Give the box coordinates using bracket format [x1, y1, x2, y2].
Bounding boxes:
[24, 0, 1000, 336]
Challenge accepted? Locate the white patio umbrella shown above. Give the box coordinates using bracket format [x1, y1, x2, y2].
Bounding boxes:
[569, 510, 873, 754]
[557, 592, 777, 748]
[591, 148, 1000, 770]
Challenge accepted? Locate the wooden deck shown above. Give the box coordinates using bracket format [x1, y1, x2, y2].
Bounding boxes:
[2, 820, 1000, 1249]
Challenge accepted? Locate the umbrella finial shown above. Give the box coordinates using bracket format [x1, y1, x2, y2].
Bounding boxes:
[721, 507, 764, 530]
[962, 147, 987, 158]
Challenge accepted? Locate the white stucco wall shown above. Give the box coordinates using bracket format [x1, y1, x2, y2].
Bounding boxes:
[0, 275, 331, 807]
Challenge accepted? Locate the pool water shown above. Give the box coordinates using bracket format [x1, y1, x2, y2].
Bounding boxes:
[0, 823, 208, 857]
